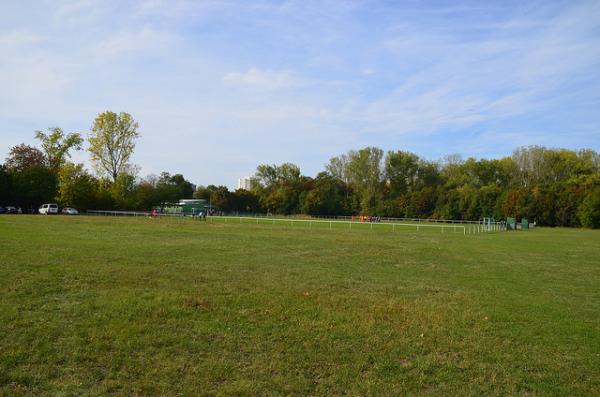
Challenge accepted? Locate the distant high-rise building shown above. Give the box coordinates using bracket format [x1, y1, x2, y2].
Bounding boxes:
[237, 176, 252, 190]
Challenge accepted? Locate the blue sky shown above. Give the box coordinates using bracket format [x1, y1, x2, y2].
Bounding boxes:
[1, 0, 599, 188]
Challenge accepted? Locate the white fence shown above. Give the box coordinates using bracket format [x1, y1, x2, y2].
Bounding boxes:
[220, 212, 502, 225]
[87, 210, 150, 217]
[85, 210, 506, 235]
[211, 216, 508, 234]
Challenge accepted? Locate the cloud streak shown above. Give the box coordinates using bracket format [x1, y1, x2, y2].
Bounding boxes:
[223, 68, 300, 89]
[1, 0, 599, 187]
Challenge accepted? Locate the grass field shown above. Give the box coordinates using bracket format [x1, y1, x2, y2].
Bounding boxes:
[1, 215, 599, 396]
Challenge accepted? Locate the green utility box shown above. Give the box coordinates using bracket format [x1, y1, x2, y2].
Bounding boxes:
[507, 217, 517, 230]
[521, 218, 529, 230]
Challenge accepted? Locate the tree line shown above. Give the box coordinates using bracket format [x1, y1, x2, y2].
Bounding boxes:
[1, 111, 599, 227]
[202, 147, 600, 228]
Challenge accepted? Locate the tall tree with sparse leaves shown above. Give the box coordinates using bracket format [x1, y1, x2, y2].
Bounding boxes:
[88, 111, 140, 183]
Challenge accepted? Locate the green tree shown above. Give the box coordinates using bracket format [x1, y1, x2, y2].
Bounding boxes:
[578, 187, 600, 228]
[401, 188, 436, 218]
[255, 163, 301, 188]
[133, 177, 162, 210]
[575, 149, 600, 175]
[0, 165, 12, 205]
[111, 172, 137, 209]
[326, 153, 352, 201]
[253, 163, 305, 214]
[346, 147, 384, 214]
[530, 186, 557, 225]
[416, 161, 441, 190]
[168, 174, 195, 199]
[11, 166, 58, 212]
[57, 163, 101, 211]
[154, 172, 196, 204]
[35, 127, 83, 172]
[88, 111, 140, 183]
[385, 151, 420, 196]
[500, 189, 523, 219]
[435, 188, 461, 220]
[195, 185, 232, 211]
[301, 172, 346, 215]
[230, 189, 262, 213]
[255, 165, 279, 188]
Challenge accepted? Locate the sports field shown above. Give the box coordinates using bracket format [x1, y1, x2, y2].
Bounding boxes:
[1, 216, 599, 396]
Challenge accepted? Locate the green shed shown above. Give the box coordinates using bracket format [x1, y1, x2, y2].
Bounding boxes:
[155, 199, 208, 216]
[507, 217, 517, 230]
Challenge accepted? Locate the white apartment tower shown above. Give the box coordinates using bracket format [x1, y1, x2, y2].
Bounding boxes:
[237, 176, 252, 190]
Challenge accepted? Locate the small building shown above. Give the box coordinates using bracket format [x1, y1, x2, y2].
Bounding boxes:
[156, 199, 208, 216]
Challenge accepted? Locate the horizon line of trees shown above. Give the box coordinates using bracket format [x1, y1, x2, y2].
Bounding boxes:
[199, 146, 600, 228]
[1, 112, 599, 228]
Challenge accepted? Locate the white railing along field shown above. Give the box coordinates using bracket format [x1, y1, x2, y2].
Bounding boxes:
[85, 210, 506, 235]
[87, 210, 150, 217]
[219, 212, 499, 225]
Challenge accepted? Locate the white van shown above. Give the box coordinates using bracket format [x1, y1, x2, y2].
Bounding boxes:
[39, 203, 59, 214]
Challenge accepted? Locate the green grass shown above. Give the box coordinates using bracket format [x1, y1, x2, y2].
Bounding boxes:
[1, 215, 599, 396]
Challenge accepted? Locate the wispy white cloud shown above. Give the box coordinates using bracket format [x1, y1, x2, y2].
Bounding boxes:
[94, 27, 179, 57]
[223, 68, 300, 89]
[1, 0, 599, 186]
[0, 31, 43, 48]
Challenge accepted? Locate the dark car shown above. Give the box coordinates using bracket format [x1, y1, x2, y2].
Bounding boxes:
[0, 207, 5, 214]
[5, 206, 19, 214]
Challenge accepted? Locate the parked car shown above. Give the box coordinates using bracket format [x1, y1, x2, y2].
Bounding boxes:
[5, 206, 19, 214]
[62, 207, 79, 215]
[0, 207, 5, 214]
[39, 203, 59, 214]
